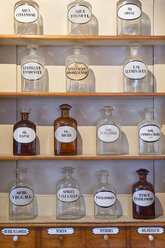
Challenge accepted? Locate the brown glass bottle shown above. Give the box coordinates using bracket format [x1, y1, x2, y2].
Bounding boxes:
[54, 104, 77, 155]
[13, 108, 36, 155]
[132, 168, 155, 219]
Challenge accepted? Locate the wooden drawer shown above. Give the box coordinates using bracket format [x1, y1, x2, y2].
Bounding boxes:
[0, 227, 36, 248]
[41, 227, 82, 248]
[85, 227, 127, 248]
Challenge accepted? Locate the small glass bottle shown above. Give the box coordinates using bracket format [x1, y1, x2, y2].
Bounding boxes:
[93, 170, 117, 219]
[13, 108, 36, 155]
[9, 168, 36, 220]
[65, 46, 89, 92]
[56, 167, 82, 219]
[117, 0, 142, 35]
[14, 0, 43, 35]
[138, 108, 161, 155]
[96, 106, 121, 155]
[21, 45, 48, 92]
[132, 168, 155, 219]
[123, 46, 148, 93]
[54, 104, 77, 155]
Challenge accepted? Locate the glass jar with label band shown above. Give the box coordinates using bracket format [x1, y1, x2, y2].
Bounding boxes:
[132, 168, 155, 219]
[9, 168, 36, 220]
[138, 108, 161, 155]
[65, 46, 90, 92]
[54, 104, 77, 155]
[123, 45, 148, 93]
[21, 45, 48, 92]
[13, 108, 36, 155]
[56, 167, 82, 219]
[117, 0, 142, 35]
[14, 0, 43, 34]
[96, 105, 121, 155]
[93, 170, 117, 219]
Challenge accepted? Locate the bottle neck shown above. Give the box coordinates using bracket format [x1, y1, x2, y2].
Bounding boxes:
[21, 113, 29, 121]
[61, 109, 69, 118]
[16, 172, 25, 181]
[145, 111, 153, 120]
[104, 110, 112, 117]
[99, 175, 108, 184]
[65, 172, 72, 180]
[139, 175, 147, 182]
[28, 47, 37, 56]
[73, 48, 81, 55]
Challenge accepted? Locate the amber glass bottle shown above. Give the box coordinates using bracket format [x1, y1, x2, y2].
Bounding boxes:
[132, 168, 155, 219]
[54, 104, 77, 155]
[13, 108, 36, 155]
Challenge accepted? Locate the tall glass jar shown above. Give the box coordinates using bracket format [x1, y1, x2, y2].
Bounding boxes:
[13, 108, 36, 156]
[123, 45, 148, 93]
[96, 106, 121, 155]
[117, 0, 142, 35]
[9, 168, 36, 220]
[138, 108, 161, 155]
[14, 0, 42, 34]
[132, 168, 155, 219]
[93, 170, 117, 219]
[56, 167, 82, 219]
[54, 104, 77, 155]
[21, 45, 48, 92]
[65, 46, 89, 92]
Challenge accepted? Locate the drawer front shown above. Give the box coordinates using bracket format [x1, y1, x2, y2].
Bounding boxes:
[130, 227, 165, 248]
[85, 227, 127, 248]
[0, 228, 36, 248]
[41, 228, 82, 248]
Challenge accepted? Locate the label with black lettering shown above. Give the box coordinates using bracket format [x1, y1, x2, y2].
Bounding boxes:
[139, 125, 161, 142]
[47, 228, 75, 235]
[66, 62, 88, 81]
[14, 127, 36, 144]
[9, 186, 34, 206]
[133, 190, 154, 207]
[57, 188, 80, 203]
[94, 191, 116, 208]
[14, 4, 38, 23]
[92, 227, 120, 235]
[97, 125, 120, 143]
[55, 126, 77, 143]
[68, 5, 92, 24]
[124, 61, 147, 80]
[137, 227, 164, 235]
[118, 4, 141, 20]
[2, 228, 29, 236]
[22, 62, 44, 81]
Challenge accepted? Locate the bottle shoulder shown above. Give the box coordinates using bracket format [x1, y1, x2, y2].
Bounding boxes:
[93, 183, 116, 194]
[14, 120, 36, 129]
[56, 178, 80, 190]
[21, 54, 45, 66]
[65, 54, 89, 65]
[138, 119, 161, 128]
[67, 0, 92, 10]
[132, 181, 154, 192]
[97, 116, 121, 127]
[54, 117, 77, 126]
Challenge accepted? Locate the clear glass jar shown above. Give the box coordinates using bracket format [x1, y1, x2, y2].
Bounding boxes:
[56, 167, 82, 219]
[93, 170, 117, 219]
[65, 46, 89, 92]
[123, 45, 148, 93]
[9, 168, 36, 220]
[138, 108, 161, 155]
[117, 0, 142, 35]
[21, 45, 48, 92]
[96, 106, 121, 155]
[14, 0, 43, 35]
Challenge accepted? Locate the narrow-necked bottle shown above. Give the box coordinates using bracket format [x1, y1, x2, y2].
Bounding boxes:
[56, 167, 82, 219]
[65, 46, 90, 92]
[96, 106, 121, 155]
[9, 168, 36, 220]
[123, 46, 148, 93]
[93, 170, 117, 219]
[54, 104, 77, 155]
[14, 0, 42, 34]
[13, 108, 36, 155]
[138, 108, 161, 155]
[117, 0, 142, 35]
[132, 168, 155, 219]
[21, 45, 48, 92]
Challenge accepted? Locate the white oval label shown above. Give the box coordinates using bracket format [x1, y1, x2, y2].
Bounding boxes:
[2, 228, 29, 236]
[57, 188, 80, 203]
[94, 191, 116, 208]
[92, 227, 120, 235]
[137, 227, 164, 235]
[22, 62, 44, 81]
[55, 126, 77, 143]
[97, 125, 120, 143]
[139, 125, 161, 142]
[68, 5, 92, 24]
[124, 61, 147, 80]
[47, 228, 75, 235]
[118, 4, 141, 20]
[14, 4, 38, 23]
[133, 190, 154, 207]
[9, 186, 34, 206]
[14, 127, 36, 144]
[66, 62, 89, 81]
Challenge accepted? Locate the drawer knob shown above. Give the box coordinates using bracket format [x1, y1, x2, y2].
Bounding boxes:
[13, 236, 18, 242]
[104, 235, 109, 241]
[148, 235, 154, 241]
[59, 235, 63, 241]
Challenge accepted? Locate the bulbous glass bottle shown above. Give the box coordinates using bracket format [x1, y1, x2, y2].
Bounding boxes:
[14, 0, 43, 34]
[93, 170, 117, 219]
[123, 46, 148, 93]
[9, 168, 36, 220]
[21, 45, 48, 92]
[96, 106, 121, 155]
[13, 108, 36, 156]
[138, 108, 161, 155]
[117, 0, 142, 35]
[56, 167, 82, 219]
[132, 168, 155, 219]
